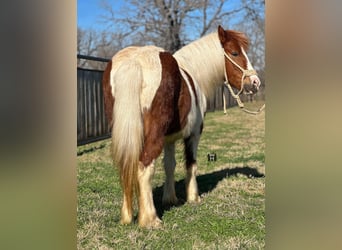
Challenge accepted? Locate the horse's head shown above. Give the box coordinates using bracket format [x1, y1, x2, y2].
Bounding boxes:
[218, 25, 260, 95]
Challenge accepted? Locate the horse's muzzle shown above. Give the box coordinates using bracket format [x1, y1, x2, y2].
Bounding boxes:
[244, 75, 260, 95]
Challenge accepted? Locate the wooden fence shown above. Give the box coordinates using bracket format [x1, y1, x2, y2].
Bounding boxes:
[77, 55, 240, 146]
[207, 85, 237, 112]
[77, 55, 111, 146]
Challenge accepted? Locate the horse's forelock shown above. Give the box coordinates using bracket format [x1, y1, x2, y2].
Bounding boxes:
[227, 30, 250, 51]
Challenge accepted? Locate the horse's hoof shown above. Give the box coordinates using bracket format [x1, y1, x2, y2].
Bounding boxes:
[139, 216, 163, 229]
[187, 195, 201, 204]
[162, 196, 179, 207]
[120, 217, 132, 225]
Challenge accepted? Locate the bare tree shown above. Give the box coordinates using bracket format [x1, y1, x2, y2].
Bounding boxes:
[236, 0, 265, 77]
[100, 0, 245, 53]
[77, 27, 126, 70]
[241, 0, 264, 32]
[77, 28, 98, 67]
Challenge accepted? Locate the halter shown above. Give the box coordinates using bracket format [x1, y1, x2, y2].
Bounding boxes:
[223, 50, 265, 115]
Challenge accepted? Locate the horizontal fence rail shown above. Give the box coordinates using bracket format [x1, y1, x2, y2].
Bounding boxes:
[77, 54, 264, 146]
[77, 54, 111, 63]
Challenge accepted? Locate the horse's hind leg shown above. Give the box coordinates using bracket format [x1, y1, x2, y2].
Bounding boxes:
[137, 127, 164, 228]
[184, 135, 201, 203]
[120, 186, 133, 225]
[162, 142, 178, 206]
[137, 161, 162, 228]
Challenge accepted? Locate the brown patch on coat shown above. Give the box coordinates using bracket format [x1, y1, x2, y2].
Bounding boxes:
[139, 52, 192, 166]
[102, 60, 114, 126]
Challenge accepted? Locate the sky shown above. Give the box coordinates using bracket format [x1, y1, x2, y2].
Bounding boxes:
[77, 0, 123, 30]
[77, 1, 105, 30]
[77, 0, 246, 31]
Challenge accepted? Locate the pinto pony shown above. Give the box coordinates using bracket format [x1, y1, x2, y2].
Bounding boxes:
[102, 25, 260, 228]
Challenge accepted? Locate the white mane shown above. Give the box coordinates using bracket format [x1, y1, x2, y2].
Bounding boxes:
[173, 33, 225, 99]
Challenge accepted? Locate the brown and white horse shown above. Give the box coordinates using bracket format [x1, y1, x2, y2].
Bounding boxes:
[102, 25, 260, 228]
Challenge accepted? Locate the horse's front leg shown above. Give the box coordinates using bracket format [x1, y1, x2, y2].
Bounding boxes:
[162, 142, 178, 206]
[184, 135, 201, 203]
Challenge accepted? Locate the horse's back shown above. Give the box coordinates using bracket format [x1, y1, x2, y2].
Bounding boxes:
[111, 46, 164, 70]
[103, 45, 195, 141]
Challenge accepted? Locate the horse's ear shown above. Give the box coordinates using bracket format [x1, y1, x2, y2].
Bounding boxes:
[218, 25, 226, 45]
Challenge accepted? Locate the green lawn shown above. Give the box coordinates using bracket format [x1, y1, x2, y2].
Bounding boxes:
[77, 104, 265, 249]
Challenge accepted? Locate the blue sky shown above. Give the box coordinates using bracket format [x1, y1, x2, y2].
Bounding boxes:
[77, 0, 123, 30]
[77, 0, 247, 31]
[77, 1, 102, 30]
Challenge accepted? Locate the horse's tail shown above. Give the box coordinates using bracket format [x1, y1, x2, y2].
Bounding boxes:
[111, 60, 144, 209]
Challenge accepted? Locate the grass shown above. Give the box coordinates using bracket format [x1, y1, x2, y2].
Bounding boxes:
[77, 104, 265, 249]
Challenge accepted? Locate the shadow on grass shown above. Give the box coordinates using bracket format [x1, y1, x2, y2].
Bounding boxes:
[153, 166, 265, 218]
[77, 144, 106, 156]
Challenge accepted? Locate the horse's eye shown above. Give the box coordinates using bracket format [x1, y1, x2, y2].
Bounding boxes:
[231, 52, 239, 57]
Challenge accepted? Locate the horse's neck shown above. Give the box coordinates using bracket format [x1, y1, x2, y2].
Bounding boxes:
[174, 34, 225, 99]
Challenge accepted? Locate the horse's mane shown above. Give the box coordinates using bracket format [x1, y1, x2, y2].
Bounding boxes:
[173, 33, 224, 99]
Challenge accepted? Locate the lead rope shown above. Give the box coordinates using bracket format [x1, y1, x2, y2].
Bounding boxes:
[223, 50, 265, 115]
